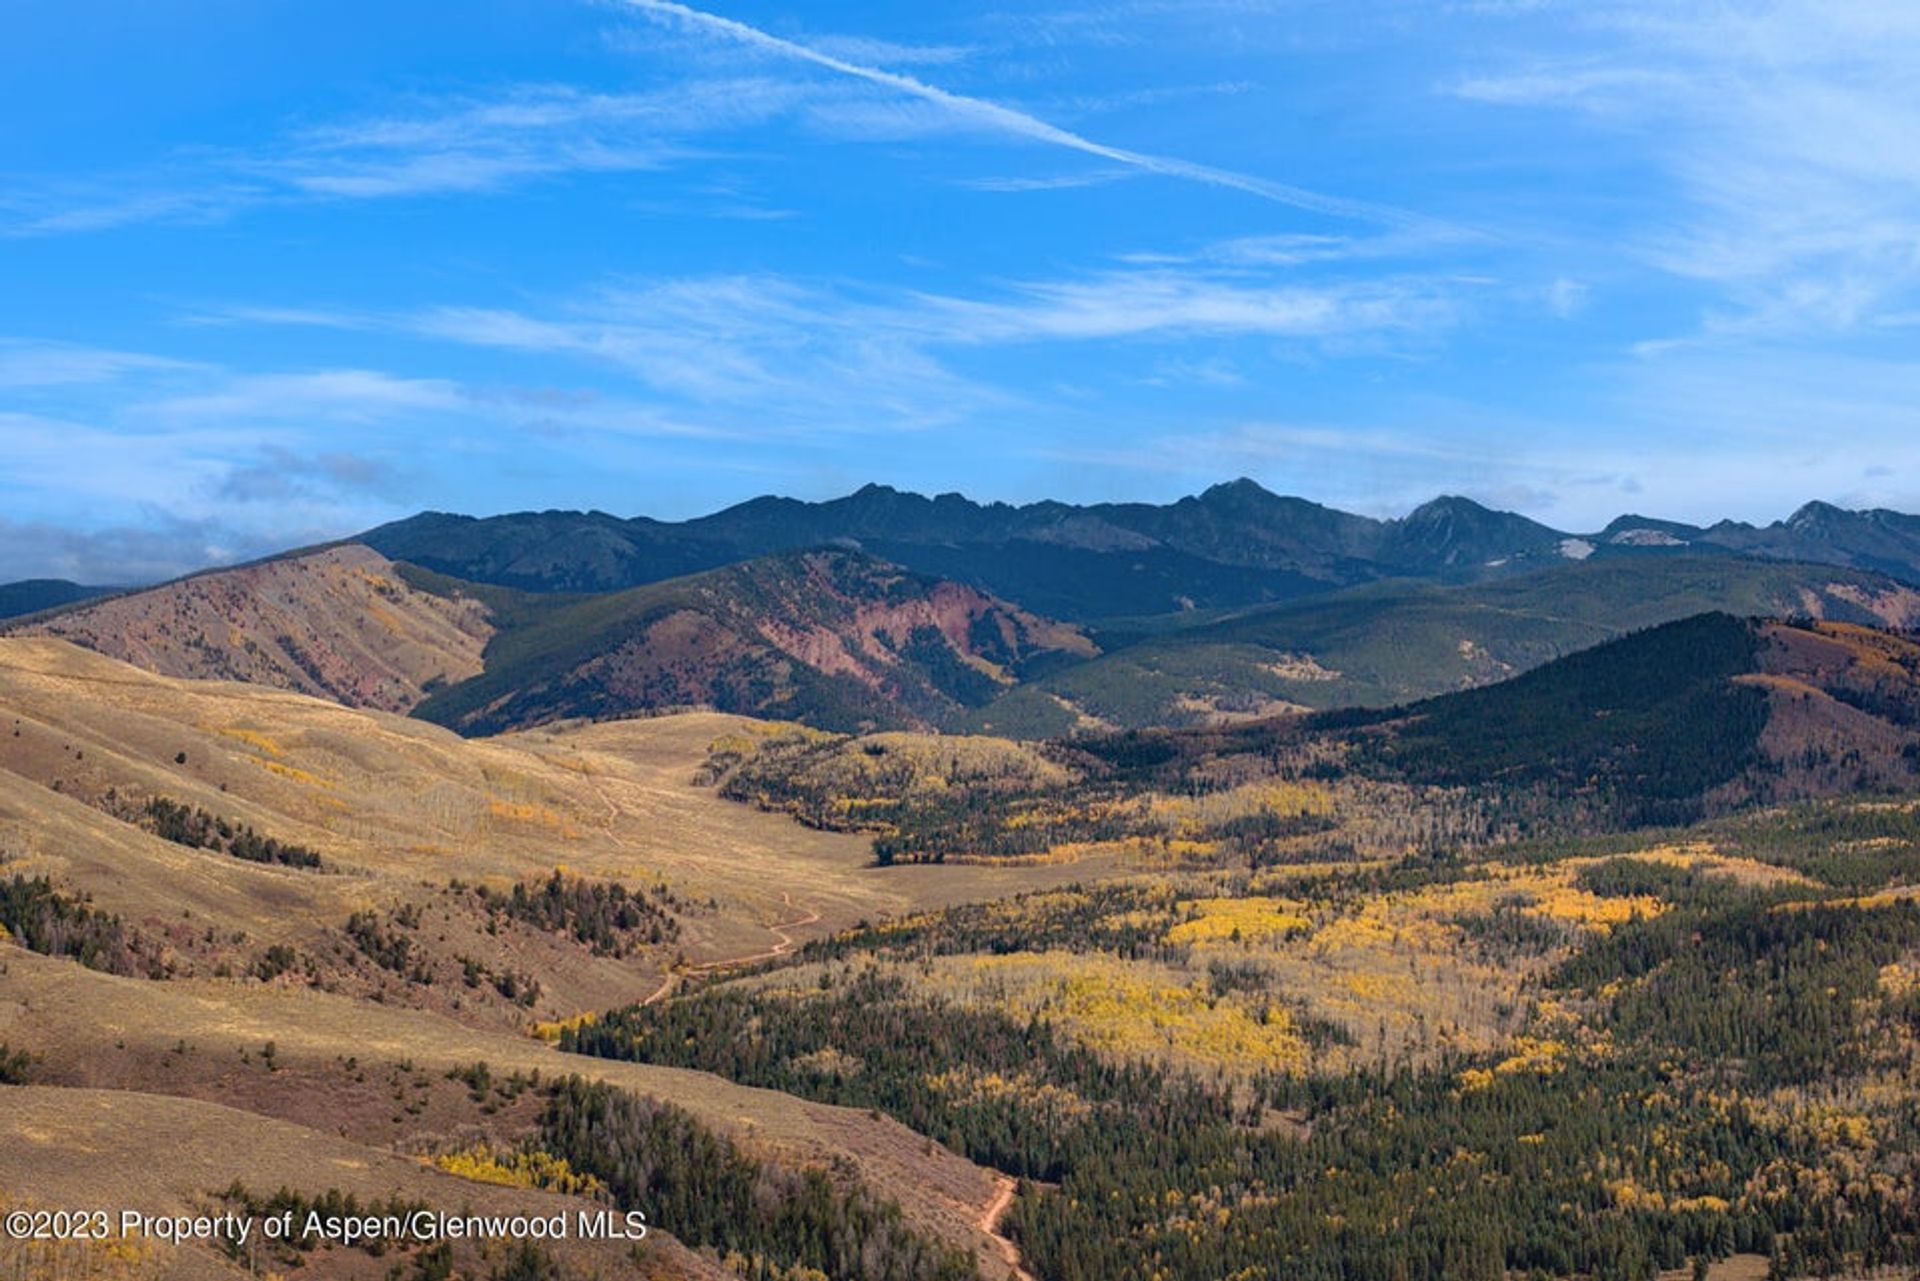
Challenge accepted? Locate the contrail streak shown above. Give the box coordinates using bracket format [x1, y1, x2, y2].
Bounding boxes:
[617, 0, 1423, 226]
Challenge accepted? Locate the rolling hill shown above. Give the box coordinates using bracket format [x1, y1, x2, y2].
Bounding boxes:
[11, 610, 1920, 1279]
[1312, 613, 1920, 826]
[969, 557, 1920, 735]
[718, 612, 1920, 874]
[21, 532, 1920, 747]
[4, 543, 495, 712]
[0, 636, 1101, 1279]
[17, 483, 1920, 749]
[1114, 612, 1920, 829]
[411, 547, 1096, 736]
[7, 541, 1096, 736]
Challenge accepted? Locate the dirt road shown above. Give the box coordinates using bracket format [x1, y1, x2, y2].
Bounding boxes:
[642, 892, 822, 1006]
[978, 1175, 1037, 1281]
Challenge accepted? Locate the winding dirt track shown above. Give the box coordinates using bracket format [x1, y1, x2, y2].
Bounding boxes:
[639, 968, 678, 1007]
[636, 892, 1036, 1281]
[642, 892, 822, 1006]
[979, 1175, 1037, 1281]
[690, 892, 822, 971]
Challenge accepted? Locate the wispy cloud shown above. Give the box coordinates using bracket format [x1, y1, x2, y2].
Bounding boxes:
[0, 514, 298, 586]
[403, 278, 1001, 429]
[0, 345, 724, 575]
[917, 270, 1455, 343]
[801, 34, 975, 67]
[954, 168, 1136, 192]
[1452, 65, 1682, 109]
[0, 340, 203, 388]
[2, 3, 1415, 238]
[211, 446, 405, 505]
[1451, 0, 1920, 344]
[1037, 398, 1920, 531]
[270, 79, 803, 198]
[211, 246, 1462, 439]
[0, 182, 269, 238]
[0, 78, 807, 234]
[136, 369, 470, 425]
[616, 0, 1425, 225]
[1043, 79, 1257, 116]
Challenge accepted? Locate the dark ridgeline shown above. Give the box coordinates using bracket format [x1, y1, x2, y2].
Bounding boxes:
[0, 578, 112, 621]
[361, 481, 1920, 618]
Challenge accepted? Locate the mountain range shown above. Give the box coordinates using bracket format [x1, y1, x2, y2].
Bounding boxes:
[7, 480, 1920, 736]
[360, 480, 1920, 619]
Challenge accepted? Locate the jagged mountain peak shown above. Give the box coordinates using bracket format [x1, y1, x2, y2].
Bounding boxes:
[1787, 499, 1849, 531]
[1405, 493, 1490, 516]
[1188, 477, 1334, 515]
[1384, 495, 1566, 570]
[1198, 476, 1278, 501]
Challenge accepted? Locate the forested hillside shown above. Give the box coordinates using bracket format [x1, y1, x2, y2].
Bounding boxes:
[567, 795, 1920, 1280]
[975, 557, 1920, 734]
[709, 615, 1920, 865]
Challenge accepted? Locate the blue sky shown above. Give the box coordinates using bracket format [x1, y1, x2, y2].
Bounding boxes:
[4, 0, 1919, 581]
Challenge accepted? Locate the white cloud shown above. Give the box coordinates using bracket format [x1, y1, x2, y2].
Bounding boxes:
[0, 182, 267, 237]
[0, 77, 810, 234]
[271, 79, 805, 199]
[0, 352, 720, 573]
[1036, 402, 1920, 532]
[0, 514, 298, 585]
[801, 34, 975, 67]
[0, 410, 285, 513]
[217, 251, 1462, 436]
[1451, 65, 1681, 109]
[0, 1, 1420, 238]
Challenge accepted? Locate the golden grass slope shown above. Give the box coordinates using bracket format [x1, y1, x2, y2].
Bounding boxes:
[0, 1087, 728, 1281]
[0, 637, 1113, 1028]
[0, 949, 1007, 1276]
[8, 544, 491, 713]
[0, 637, 1112, 1274]
[0, 637, 1096, 922]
